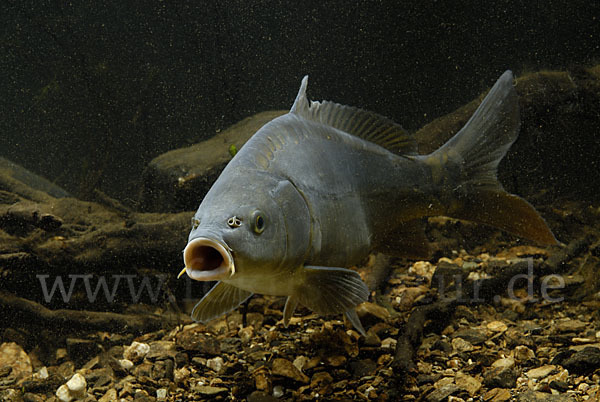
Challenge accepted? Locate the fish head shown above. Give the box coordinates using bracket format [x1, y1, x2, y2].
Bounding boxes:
[182, 171, 311, 282]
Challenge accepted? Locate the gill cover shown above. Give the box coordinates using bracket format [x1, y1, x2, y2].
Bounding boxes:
[270, 180, 311, 266]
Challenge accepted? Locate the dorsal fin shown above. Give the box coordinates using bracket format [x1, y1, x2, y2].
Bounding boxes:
[290, 75, 417, 155]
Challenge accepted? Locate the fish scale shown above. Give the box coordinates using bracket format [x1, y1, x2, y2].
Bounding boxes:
[180, 71, 556, 335]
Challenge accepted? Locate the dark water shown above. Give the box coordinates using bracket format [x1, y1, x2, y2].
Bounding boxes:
[1, 1, 599, 202]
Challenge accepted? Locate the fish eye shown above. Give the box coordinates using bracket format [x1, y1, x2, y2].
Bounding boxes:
[252, 211, 265, 234]
[191, 218, 200, 230]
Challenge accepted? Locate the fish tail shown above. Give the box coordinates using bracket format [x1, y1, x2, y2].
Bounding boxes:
[426, 70, 557, 245]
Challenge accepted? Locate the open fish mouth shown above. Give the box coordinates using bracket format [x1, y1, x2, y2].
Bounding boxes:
[182, 237, 235, 281]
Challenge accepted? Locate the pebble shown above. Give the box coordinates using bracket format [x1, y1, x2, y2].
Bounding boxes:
[123, 341, 150, 363]
[526, 365, 556, 380]
[271, 358, 309, 383]
[514, 345, 536, 362]
[492, 357, 516, 370]
[0, 342, 32, 380]
[454, 372, 482, 395]
[487, 321, 508, 333]
[555, 319, 587, 333]
[206, 356, 224, 373]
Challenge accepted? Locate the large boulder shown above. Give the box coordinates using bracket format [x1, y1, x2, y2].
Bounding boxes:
[140, 111, 286, 212]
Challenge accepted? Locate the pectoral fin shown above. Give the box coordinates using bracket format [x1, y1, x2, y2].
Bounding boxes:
[283, 296, 299, 327]
[295, 265, 369, 334]
[191, 281, 253, 323]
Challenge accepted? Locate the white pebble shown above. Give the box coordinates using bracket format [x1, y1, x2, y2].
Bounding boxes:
[206, 356, 224, 373]
[123, 341, 150, 362]
[66, 373, 87, 398]
[56, 384, 73, 402]
[273, 385, 284, 398]
[119, 359, 134, 370]
[35, 366, 49, 379]
[156, 388, 168, 399]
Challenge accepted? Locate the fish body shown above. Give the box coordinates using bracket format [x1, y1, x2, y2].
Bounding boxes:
[181, 71, 556, 334]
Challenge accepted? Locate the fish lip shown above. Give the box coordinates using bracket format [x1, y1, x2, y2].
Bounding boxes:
[183, 237, 235, 281]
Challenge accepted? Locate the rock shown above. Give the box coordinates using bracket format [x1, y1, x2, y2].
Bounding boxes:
[349, 359, 377, 378]
[555, 319, 587, 333]
[426, 384, 459, 402]
[146, 341, 177, 360]
[156, 388, 167, 399]
[483, 367, 519, 388]
[66, 373, 86, 397]
[0, 342, 32, 381]
[515, 390, 574, 402]
[324, 355, 346, 367]
[525, 365, 556, 380]
[452, 328, 487, 345]
[451, 337, 474, 353]
[513, 345, 536, 362]
[247, 390, 279, 402]
[140, 110, 286, 212]
[176, 327, 220, 355]
[238, 326, 254, 344]
[492, 357, 516, 370]
[119, 359, 134, 371]
[206, 356, 224, 374]
[455, 372, 482, 395]
[356, 302, 391, 322]
[487, 321, 508, 333]
[65, 338, 102, 366]
[123, 341, 150, 363]
[56, 384, 72, 402]
[552, 346, 600, 374]
[271, 358, 309, 383]
[192, 384, 229, 395]
[483, 388, 512, 402]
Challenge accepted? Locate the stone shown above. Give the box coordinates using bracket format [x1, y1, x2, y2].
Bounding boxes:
[356, 302, 391, 322]
[487, 321, 508, 333]
[452, 328, 487, 345]
[206, 356, 224, 374]
[146, 341, 177, 360]
[56, 384, 72, 402]
[238, 326, 254, 344]
[455, 372, 482, 395]
[492, 357, 516, 370]
[271, 358, 309, 383]
[451, 337, 474, 353]
[119, 359, 134, 371]
[426, 384, 459, 402]
[176, 327, 221, 355]
[192, 384, 229, 395]
[123, 341, 150, 363]
[349, 359, 377, 378]
[515, 390, 574, 401]
[483, 388, 512, 402]
[525, 365, 556, 380]
[65, 338, 102, 366]
[140, 110, 286, 212]
[513, 345, 536, 362]
[553, 346, 600, 375]
[555, 319, 587, 333]
[0, 342, 32, 380]
[483, 367, 518, 388]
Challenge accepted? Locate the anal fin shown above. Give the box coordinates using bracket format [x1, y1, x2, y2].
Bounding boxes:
[450, 190, 557, 245]
[191, 281, 253, 323]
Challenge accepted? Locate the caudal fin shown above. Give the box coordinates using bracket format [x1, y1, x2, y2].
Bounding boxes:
[426, 70, 557, 245]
